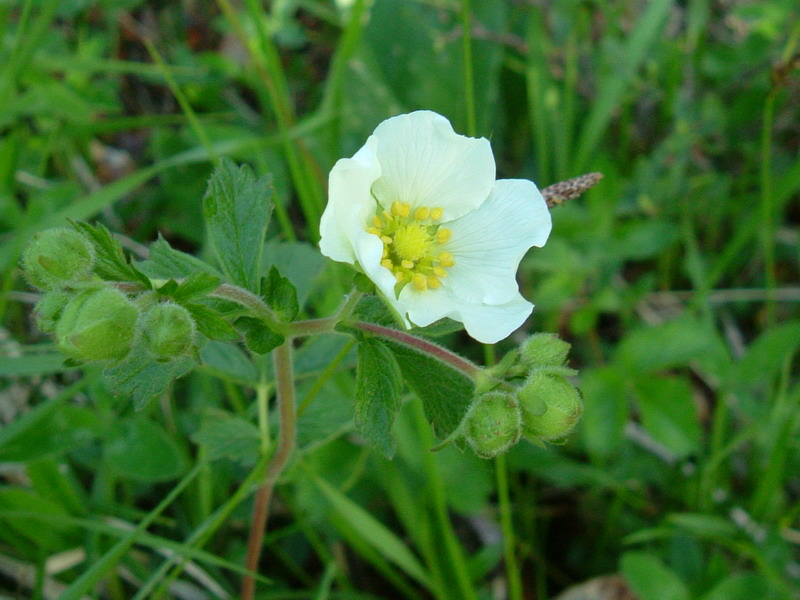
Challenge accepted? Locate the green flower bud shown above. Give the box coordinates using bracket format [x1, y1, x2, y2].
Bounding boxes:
[141, 303, 195, 358]
[463, 392, 522, 459]
[22, 228, 94, 290]
[56, 287, 139, 361]
[519, 333, 570, 369]
[518, 372, 583, 441]
[33, 290, 72, 333]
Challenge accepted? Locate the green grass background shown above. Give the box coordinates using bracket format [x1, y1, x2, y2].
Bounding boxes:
[1, 0, 799, 598]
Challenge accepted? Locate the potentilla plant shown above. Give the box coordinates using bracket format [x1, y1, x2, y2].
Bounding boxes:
[20, 110, 600, 599]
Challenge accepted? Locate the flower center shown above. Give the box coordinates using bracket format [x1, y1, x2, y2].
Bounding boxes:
[366, 201, 455, 293]
[393, 224, 430, 262]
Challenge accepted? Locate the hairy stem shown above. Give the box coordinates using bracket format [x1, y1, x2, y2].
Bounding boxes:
[242, 340, 297, 600]
[351, 321, 480, 376]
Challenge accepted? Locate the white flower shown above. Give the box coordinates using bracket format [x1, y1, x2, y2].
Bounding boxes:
[319, 111, 552, 344]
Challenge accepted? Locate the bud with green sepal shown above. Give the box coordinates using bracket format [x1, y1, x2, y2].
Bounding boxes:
[520, 333, 570, 367]
[140, 302, 196, 359]
[517, 372, 583, 442]
[33, 290, 71, 334]
[56, 286, 139, 362]
[463, 391, 522, 459]
[21, 228, 95, 290]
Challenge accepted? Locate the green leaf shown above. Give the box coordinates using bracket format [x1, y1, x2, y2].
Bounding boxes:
[104, 350, 196, 411]
[409, 318, 464, 337]
[191, 412, 261, 465]
[202, 159, 273, 292]
[184, 302, 239, 341]
[355, 338, 402, 458]
[139, 234, 222, 280]
[699, 574, 773, 600]
[261, 265, 299, 321]
[235, 316, 285, 354]
[383, 340, 475, 438]
[621, 552, 690, 600]
[614, 315, 720, 373]
[57, 463, 201, 600]
[105, 418, 187, 483]
[633, 376, 700, 459]
[0, 397, 101, 462]
[732, 319, 800, 391]
[262, 240, 326, 306]
[168, 271, 222, 302]
[199, 341, 258, 386]
[579, 367, 628, 457]
[309, 470, 432, 587]
[71, 220, 151, 287]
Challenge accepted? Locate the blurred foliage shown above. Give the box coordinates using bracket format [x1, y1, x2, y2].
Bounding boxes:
[1, 0, 799, 598]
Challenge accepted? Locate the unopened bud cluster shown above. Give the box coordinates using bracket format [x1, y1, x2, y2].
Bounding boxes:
[22, 228, 196, 364]
[463, 333, 583, 459]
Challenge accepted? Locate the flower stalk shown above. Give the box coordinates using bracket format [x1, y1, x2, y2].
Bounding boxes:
[242, 339, 297, 600]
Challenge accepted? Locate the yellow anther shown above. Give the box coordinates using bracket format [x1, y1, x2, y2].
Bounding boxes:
[367, 227, 380, 235]
[382, 247, 389, 258]
[438, 252, 455, 267]
[372, 215, 383, 228]
[381, 259, 393, 270]
[414, 206, 430, 221]
[412, 273, 427, 290]
[427, 276, 442, 289]
[383, 210, 393, 222]
[395, 271, 406, 283]
[431, 207, 444, 220]
[381, 235, 393, 245]
[391, 201, 411, 218]
[401, 259, 414, 270]
[436, 228, 452, 243]
[433, 266, 447, 278]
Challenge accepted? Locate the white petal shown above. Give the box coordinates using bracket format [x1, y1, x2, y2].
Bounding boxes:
[370, 111, 495, 220]
[442, 179, 552, 305]
[353, 229, 403, 313]
[457, 294, 533, 344]
[319, 136, 381, 264]
[398, 286, 533, 344]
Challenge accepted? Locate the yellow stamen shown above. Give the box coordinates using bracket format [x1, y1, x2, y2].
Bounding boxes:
[412, 273, 427, 290]
[372, 215, 383, 228]
[381, 235, 393, 245]
[438, 252, 455, 267]
[382, 247, 389, 258]
[431, 207, 444, 220]
[436, 228, 452, 243]
[367, 227, 380, 236]
[433, 266, 447, 278]
[427, 276, 442, 289]
[381, 259, 393, 270]
[414, 207, 430, 221]
[383, 210, 393, 222]
[401, 259, 414, 270]
[392, 201, 410, 218]
[395, 271, 405, 283]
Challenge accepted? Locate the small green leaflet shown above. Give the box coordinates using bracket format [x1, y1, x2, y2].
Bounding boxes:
[184, 303, 239, 341]
[105, 350, 196, 411]
[355, 338, 402, 458]
[191, 412, 261, 465]
[383, 340, 475, 439]
[71, 220, 151, 288]
[260, 266, 299, 322]
[235, 316, 284, 354]
[139, 235, 222, 280]
[203, 159, 273, 293]
[157, 271, 221, 302]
